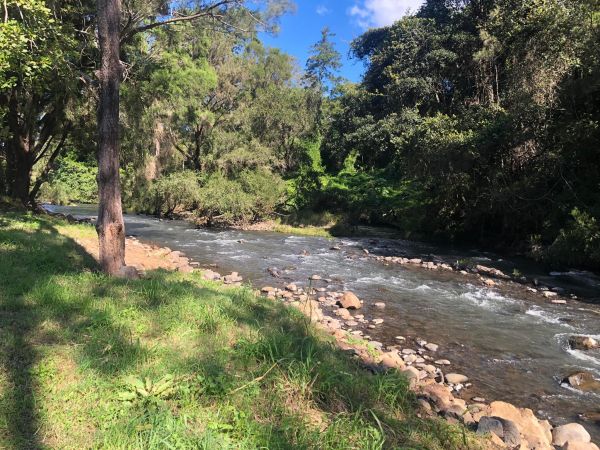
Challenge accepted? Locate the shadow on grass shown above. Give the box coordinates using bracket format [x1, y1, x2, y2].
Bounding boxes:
[0, 212, 470, 449]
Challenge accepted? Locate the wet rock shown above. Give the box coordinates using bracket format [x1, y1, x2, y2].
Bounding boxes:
[267, 267, 282, 278]
[435, 359, 451, 365]
[374, 302, 386, 309]
[446, 373, 468, 384]
[552, 423, 591, 447]
[552, 299, 568, 304]
[345, 320, 359, 327]
[409, 258, 422, 264]
[372, 318, 384, 325]
[569, 336, 599, 350]
[310, 274, 322, 280]
[338, 291, 362, 309]
[562, 371, 600, 393]
[476, 265, 510, 280]
[395, 336, 406, 341]
[425, 343, 439, 352]
[483, 278, 496, 287]
[543, 290, 558, 298]
[402, 348, 416, 355]
[472, 397, 486, 403]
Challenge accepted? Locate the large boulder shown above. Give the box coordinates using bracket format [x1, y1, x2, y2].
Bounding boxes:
[475, 401, 553, 450]
[552, 423, 591, 447]
[477, 416, 521, 448]
[569, 336, 599, 351]
[338, 291, 362, 309]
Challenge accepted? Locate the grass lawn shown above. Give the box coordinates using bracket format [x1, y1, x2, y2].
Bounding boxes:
[0, 212, 475, 449]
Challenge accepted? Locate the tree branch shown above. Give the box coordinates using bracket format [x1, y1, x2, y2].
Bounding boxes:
[121, 0, 234, 42]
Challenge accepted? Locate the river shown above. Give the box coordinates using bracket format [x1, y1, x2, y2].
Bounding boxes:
[46, 204, 600, 441]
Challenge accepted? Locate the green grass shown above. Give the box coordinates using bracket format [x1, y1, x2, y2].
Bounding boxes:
[0, 211, 476, 449]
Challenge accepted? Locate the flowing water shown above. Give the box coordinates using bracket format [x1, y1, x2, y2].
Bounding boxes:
[47, 205, 600, 440]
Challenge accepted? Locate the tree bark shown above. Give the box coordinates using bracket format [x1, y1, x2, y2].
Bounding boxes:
[96, 0, 126, 275]
[6, 95, 33, 204]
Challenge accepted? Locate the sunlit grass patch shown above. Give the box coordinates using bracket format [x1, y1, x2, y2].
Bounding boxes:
[0, 211, 478, 449]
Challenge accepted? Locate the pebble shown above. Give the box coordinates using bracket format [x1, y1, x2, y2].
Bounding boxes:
[374, 302, 386, 308]
[372, 318, 384, 325]
[435, 359, 451, 365]
[402, 349, 416, 355]
[395, 336, 406, 341]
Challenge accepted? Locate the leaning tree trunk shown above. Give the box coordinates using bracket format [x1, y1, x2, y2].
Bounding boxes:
[96, 0, 126, 275]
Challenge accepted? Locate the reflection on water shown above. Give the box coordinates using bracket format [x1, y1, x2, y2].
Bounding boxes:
[46, 204, 600, 440]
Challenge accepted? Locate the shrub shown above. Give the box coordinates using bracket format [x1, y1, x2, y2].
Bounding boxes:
[39, 157, 97, 204]
[545, 208, 600, 268]
[147, 171, 200, 217]
[197, 170, 286, 224]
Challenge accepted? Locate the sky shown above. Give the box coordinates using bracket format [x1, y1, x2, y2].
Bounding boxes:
[260, 0, 425, 82]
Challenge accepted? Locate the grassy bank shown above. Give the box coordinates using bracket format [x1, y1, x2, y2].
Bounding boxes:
[0, 212, 474, 449]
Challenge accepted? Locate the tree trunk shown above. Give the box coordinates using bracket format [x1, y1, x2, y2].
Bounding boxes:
[5, 94, 33, 204]
[96, 0, 126, 275]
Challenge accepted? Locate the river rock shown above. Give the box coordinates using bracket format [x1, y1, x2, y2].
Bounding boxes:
[202, 269, 221, 281]
[425, 343, 439, 352]
[380, 351, 406, 370]
[401, 366, 420, 380]
[223, 272, 243, 284]
[446, 373, 469, 384]
[476, 401, 553, 450]
[569, 336, 599, 350]
[372, 318, 384, 325]
[477, 416, 521, 448]
[285, 283, 297, 292]
[335, 308, 352, 320]
[261, 286, 276, 293]
[435, 359, 451, 365]
[374, 302, 386, 308]
[338, 291, 362, 309]
[419, 383, 454, 411]
[543, 290, 558, 298]
[563, 371, 600, 393]
[552, 423, 591, 446]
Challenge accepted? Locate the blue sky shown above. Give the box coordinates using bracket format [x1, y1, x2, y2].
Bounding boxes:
[260, 0, 425, 82]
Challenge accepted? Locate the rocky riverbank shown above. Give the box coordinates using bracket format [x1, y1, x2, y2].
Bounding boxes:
[45, 209, 599, 449]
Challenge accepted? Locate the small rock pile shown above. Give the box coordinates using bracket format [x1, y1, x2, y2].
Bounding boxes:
[257, 284, 598, 450]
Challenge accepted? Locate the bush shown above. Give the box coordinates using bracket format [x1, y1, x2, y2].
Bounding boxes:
[147, 171, 200, 217]
[545, 208, 600, 268]
[39, 158, 97, 204]
[197, 170, 286, 224]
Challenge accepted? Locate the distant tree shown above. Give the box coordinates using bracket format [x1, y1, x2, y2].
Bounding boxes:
[304, 27, 342, 127]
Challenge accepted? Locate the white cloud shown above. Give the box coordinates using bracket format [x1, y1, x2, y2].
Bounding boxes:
[349, 0, 424, 29]
[316, 4, 330, 15]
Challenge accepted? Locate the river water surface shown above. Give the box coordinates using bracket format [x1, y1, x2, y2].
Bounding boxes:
[47, 204, 600, 441]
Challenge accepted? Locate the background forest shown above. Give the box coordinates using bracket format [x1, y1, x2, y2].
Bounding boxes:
[1, 0, 599, 268]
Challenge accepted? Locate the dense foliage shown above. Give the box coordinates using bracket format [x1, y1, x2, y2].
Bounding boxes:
[315, 0, 600, 268]
[2, 0, 599, 268]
